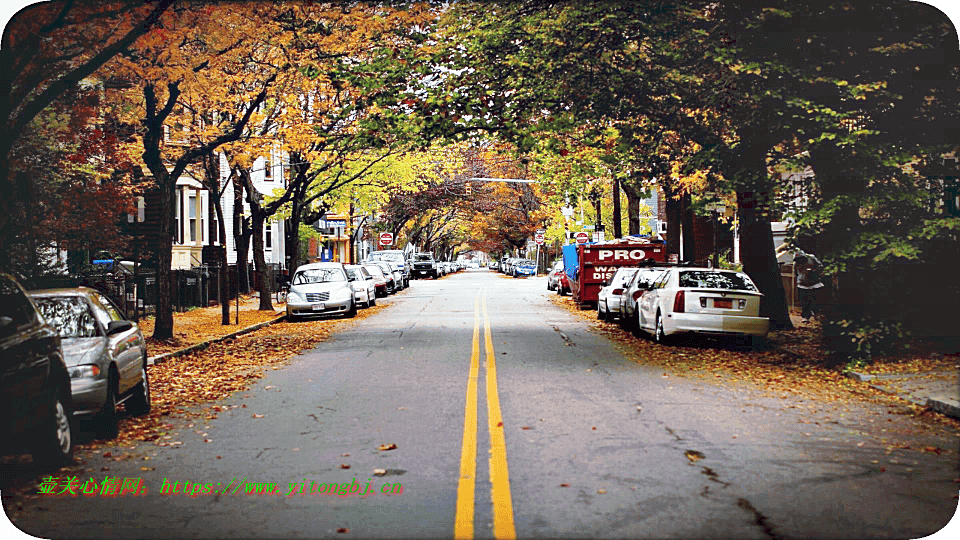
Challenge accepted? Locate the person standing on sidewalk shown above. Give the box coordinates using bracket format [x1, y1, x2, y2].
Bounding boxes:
[794, 254, 824, 323]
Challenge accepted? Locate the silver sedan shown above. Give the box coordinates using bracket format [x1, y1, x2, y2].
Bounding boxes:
[29, 287, 150, 440]
[286, 263, 357, 321]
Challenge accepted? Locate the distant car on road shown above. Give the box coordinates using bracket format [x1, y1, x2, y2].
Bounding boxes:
[1, 274, 73, 467]
[513, 259, 537, 277]
[30, 287, 151, 440]
[411, 253, 439, 279]
[286, 263, 357, 321]
[634, 267, 769, 346]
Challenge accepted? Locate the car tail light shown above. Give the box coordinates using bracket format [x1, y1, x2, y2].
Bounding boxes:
[612, 288, 623, 295]
[673, 290, 685, 312]
[632, 290, 644, 301]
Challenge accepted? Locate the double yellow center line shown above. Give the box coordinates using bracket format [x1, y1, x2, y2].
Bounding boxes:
[455, 290, 516, 540]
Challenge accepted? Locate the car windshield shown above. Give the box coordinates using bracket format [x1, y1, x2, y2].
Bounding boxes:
[33, 296, 100, 338]
[292, 268, 346, 284]
[678, 271, 758, 291]
[374, 253, 404, 262]
[346, 269, 363, 281]
[415, 254, 433, 261]
[363, 265, 385, 278]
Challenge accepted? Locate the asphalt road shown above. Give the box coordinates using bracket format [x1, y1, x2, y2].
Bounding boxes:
[5, 269, 959, 539]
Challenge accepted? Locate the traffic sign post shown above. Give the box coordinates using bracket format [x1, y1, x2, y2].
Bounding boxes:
[379, 232, 394, 246]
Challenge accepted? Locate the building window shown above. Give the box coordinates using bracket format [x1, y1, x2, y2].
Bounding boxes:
[188, 195, 198, 243]
[264, 156, 272, 180]
[266, 223, 273, 248]
[176, 189, 183, 244]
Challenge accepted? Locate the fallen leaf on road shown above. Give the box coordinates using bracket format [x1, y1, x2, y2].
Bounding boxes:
[252, 414, 264, 418]
[378, 443, 397, 451]
[560, 483, 570, 487]
[685, 450, 705, 463]
[340, 464, 351, 469]
[373, 469, 387, 476]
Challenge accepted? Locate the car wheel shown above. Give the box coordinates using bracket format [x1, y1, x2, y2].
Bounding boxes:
[96, 373, 120, 440]
[32, 386, 73, 468]
[345, 300, 357, 318]
[126, 362, 151, 416]
[654, 312, 670, 345]
[597, 302, 606, 320]
[369, 295, 376, 307]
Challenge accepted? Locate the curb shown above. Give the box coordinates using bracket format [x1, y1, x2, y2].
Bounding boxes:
[845, 371, 960, 420]
[147, 313, 287, 366]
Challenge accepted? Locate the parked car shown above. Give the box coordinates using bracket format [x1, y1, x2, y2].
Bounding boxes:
[367, 250, 409, 287]
[345, 265, 377, 308]
[361, 264, 391, 297]
[618, 267, 669, 329]
[411, 253, 439, 279]
[0, 274, 74, 466]
[546, 260, 564, 291]
[596, 267, 640, 321]
[370, 261, 399, 292]
[286, 263, 357, 321]
[30, 287, 151, 440]
[556, 267, 571, 296]
[513, 259, 537, 277]
[634, 267, 769, 346]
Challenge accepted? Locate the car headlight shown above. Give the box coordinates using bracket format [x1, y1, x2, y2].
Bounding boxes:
[69, 364, 101, 379]
[287, 291, 302, 303]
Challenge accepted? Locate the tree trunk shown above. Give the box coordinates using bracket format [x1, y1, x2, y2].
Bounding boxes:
[737, 189, 793, 330]
[681, 192, 696, 263]
[250, 208, 273, 311]
[662, 181, 682, 259]
[612, 176, 622, 238]
[153, 175, 175, 339]
[621, 181, 642, 236]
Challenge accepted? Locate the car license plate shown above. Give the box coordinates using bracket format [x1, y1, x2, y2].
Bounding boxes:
[311, 303, 325, 311]
[713, 298, 732, 309]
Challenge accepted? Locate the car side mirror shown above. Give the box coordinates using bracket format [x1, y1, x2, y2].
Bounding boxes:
[106, 320, 133, 335]
[0, 316, 14, 337]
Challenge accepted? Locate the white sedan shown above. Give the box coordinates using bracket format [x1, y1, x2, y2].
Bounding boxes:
[635, 267, 769, 346]
[345, 265, 377, 308]
[597, 267, 640, 321]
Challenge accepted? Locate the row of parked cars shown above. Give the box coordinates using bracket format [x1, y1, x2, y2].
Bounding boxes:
[285, 259, 412, 322]
[495, 257, 537, 278]
[597, 263, 770, 346]
[1, 274, 153, 468]
[548, 261, 770, 347]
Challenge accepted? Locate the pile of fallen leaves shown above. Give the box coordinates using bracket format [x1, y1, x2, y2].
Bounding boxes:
[136, 296, 283, 357]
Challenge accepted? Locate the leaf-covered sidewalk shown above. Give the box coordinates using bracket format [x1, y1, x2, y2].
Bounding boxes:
[549, 293, 959, 422]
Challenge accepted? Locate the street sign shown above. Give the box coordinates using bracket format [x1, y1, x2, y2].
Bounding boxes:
[379, 232, 394, 246]
[574, 231, 590, 244]
[534, 233, 545, 245]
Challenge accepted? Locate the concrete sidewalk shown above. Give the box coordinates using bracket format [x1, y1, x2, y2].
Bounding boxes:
[846, 368, 960, 419]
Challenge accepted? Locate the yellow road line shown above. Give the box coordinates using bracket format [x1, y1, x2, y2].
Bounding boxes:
[482, 295, 517, 540]
[454, 293, 481, 539]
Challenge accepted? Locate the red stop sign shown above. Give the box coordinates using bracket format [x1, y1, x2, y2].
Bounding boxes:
[574, 231, 590, 244]
[379, 232, 394, 246]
